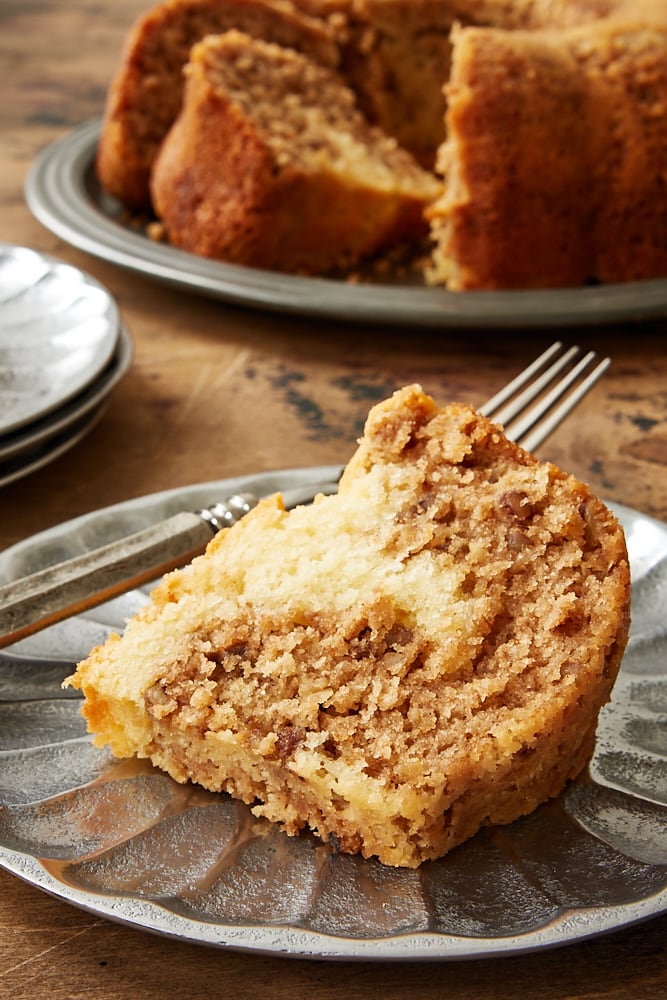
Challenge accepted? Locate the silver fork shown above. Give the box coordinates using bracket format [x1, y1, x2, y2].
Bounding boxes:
[479, 340, 610, 453]
[0, 342, 609, 648]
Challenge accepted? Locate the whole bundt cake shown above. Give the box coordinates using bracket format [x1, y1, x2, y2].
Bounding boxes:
[95, 0, 667, 289]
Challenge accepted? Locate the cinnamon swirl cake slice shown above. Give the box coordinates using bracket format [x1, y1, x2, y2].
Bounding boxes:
[67, 386, 630, 867]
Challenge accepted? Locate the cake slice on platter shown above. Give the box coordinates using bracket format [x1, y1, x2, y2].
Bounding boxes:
[150, 31, 440, 273]
[96, 0, 340, 210]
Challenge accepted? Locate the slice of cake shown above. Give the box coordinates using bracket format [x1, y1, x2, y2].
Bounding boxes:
[149, 31, 441, 273]
[96, 0, 340, 210]
[66, 386, 630, 868]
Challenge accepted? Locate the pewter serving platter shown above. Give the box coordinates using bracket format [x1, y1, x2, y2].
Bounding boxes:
[25, 122, 667, 329]
[0, 242, 120, 435]
[0, 467, 665, 960]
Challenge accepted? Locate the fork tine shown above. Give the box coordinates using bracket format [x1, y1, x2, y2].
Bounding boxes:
[481, 344, 582, 426]
[515, 356, 610, 453]
[501, 348, 597, 439]
[480, 342, 610, 452]
[479, 341, 567, 418]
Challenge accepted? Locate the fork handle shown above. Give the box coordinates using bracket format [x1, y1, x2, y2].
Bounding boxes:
[0, 511, 213, 649]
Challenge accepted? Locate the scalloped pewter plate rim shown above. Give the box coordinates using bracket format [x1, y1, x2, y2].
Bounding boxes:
[25, 121, 667, 329]
[0, 325, 132, 485]
[0, 240, 121, 435]
[0, 467, 665, 961]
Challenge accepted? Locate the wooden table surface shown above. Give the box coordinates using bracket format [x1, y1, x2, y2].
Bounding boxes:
[1, 2, 666, 997]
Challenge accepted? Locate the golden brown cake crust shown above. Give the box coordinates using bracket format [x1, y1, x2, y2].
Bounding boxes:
[427, 17, 667, 290]
[67, 386, 631, 868]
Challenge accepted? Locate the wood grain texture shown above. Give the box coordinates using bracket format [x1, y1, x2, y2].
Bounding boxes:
[1, 2, 666, 996]
[1, 869, 666, 1000]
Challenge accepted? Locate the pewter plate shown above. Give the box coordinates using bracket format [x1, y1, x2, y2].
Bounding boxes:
[0, 242, 120, 435]
[25, 122, 667, 329]
[0, 325, 133, 486]
[0, 324, 132, 465]
[0, 467, 665, 960]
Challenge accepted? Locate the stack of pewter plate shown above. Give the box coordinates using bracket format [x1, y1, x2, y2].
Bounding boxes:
[0, 243, 132, 487]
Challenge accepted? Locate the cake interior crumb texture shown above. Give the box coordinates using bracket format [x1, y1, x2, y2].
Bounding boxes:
[67, 386, 630, 867]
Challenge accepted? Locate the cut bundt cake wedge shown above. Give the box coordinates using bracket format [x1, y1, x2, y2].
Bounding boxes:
[66, 386, 630, 868]
[96, 0, 340, 211]
[149, 31, 441, 273]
